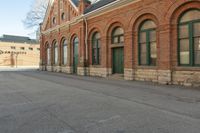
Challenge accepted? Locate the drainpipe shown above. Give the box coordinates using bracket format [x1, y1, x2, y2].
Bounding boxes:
[83, 15, 88, 76]
[83, 16, 88, 63]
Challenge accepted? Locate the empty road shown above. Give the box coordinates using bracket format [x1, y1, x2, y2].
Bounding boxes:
[0, 71, 200, 133]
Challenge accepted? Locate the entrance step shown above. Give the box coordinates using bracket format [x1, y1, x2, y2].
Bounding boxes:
[107, 74, 124, 80]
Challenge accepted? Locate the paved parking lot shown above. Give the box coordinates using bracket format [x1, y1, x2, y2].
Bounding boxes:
[0, 70, 200, 133]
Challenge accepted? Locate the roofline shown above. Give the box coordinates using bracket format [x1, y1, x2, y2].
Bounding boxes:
[84, 0, 140, 18]
[41, 0, 141, 34]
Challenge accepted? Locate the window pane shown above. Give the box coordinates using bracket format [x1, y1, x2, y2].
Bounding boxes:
[140, 32, 146, 43]
[150, 42, 157, 66]
[47, 48, 51, 65]
[113, 27, 124, 36]
[97, 48, 100, 64]
[150, 30, 156, 42]
[97, 40, 101, 48]
[180, 10, 200, 23]
[140, 43, 147, 65]
[180, 39, 190, 65]
[63, 45, 67, 65]
[54, 47, 58, 64]
[179, 25, 189, 38]
[194, 37, 200, 65]
[194, 22, 200, 37]
[93, 48, 97, 64]
[114, 37, 118, 43]
[120, 36, 124, 43]
[141, 20, 156, 30]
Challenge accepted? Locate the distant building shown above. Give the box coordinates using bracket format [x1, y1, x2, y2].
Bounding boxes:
[0, 35, 40, 68]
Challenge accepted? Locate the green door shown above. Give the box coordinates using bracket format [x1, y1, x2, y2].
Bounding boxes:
[73, 37, 79, 74]
[112, 48, 124, 74]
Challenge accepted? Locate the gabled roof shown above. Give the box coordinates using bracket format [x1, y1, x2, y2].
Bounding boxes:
[0, 35, 38, 44]
[84, 0, 117, 14]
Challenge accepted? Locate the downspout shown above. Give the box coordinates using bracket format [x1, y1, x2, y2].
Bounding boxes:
[83, 15, 88, 63]
[83, 15, 88, 76]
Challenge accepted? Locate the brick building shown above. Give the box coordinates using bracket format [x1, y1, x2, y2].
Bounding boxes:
[40, 0, 200, 87]
[0, 35, 40, 68]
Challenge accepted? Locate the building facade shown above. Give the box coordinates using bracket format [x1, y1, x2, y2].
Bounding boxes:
[0, 35, 40, 68]
[40, 0, 200, 87]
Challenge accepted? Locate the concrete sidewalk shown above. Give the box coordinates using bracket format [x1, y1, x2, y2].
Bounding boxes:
[0, 66, 39, 71]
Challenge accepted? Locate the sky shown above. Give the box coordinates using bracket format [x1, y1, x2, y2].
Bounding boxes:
[0, 0, 35, 39]
[0, 0, 98, 39]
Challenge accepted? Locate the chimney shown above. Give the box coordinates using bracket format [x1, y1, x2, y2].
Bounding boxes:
[78, 0, 91, 14]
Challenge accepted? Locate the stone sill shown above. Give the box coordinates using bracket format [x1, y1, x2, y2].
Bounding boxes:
[174, 67, 200, 71]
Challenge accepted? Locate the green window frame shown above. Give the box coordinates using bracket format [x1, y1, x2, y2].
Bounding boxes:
[178, 9, 200, 66]
[138, 20, 157, 66]
[92, 32, 101, 65]
[111, 27, 124, 44]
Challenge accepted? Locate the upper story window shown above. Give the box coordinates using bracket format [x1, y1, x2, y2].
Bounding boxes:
[29, 47, 33, 50]
[52, 17, 56, 25]
[139, 20, 157, 66]
[11, 46, 15, 49]
[178, 9, 200, 66]
[20, 47, 25, 50]
[112, 27, 124, 44]
[61, 12, 65, 20]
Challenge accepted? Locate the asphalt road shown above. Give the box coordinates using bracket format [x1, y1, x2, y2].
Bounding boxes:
[0, 70, 200, 133]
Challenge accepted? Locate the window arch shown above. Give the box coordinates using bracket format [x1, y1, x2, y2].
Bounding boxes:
[92, 32, 101, 65]
[139, 20, 157, 66]
[62, 38, 68, 65]
[178, 9, 200, 66]
[46, 43, 51, 65]
[112, 27, 124, 44]
[53, 41, 58, 65]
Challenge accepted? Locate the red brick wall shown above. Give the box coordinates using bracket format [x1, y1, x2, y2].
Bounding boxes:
[40, 0, 200, 85]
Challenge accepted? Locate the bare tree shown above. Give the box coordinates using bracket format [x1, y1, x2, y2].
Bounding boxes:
[23, 0, 49, 29]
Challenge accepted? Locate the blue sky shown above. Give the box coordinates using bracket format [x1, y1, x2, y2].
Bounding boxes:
[0, 0, 36, 39]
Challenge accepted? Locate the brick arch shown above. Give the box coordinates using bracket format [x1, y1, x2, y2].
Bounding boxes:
[132, 13, 159, 33]
[104, 17, 125, 36]
[69, 33, 79, 47]
[105, 21, 125, 42]
[60, 36, 67, 45]
[129, 7, 161, 32]
[88, 27, 102, 41]
[165, 0, 200, 24]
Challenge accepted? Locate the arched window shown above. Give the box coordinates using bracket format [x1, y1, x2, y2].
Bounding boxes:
[61, 13, 65, 20]
[62, 39, 67, 65]
[46, 44, 51, 65]
[139, 20, 157, 66]
[178, 9, 200, 66]
[53, 41, 58, 65]
[112, 27, 124, 44]
[92, 32, 101, 65]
